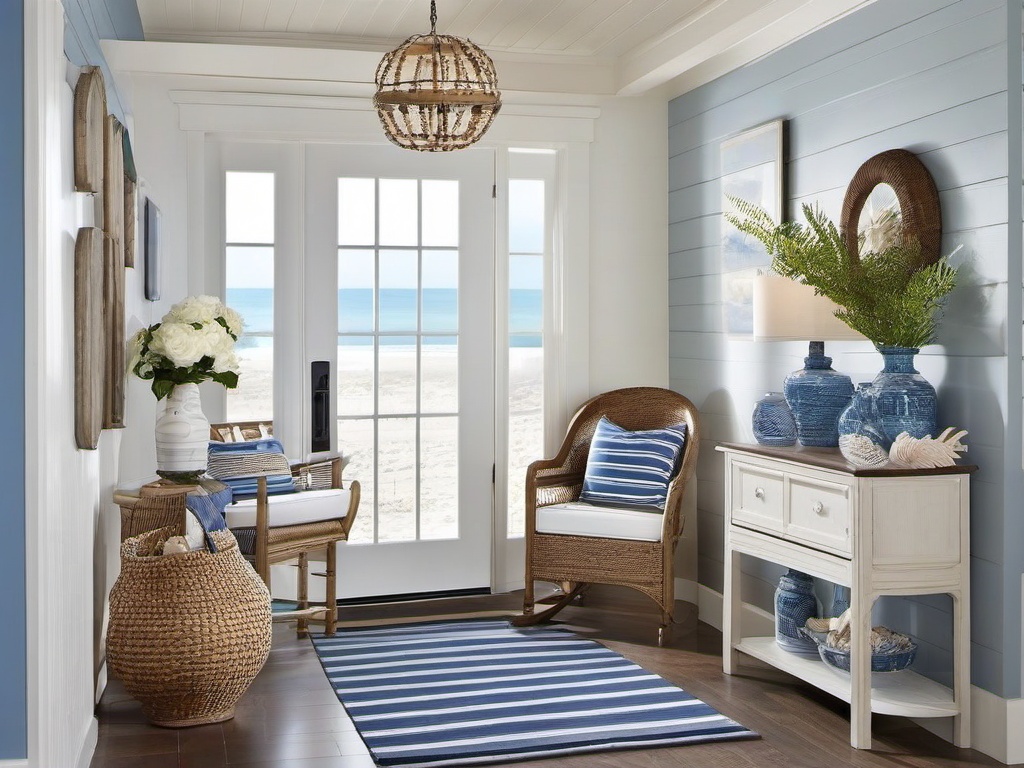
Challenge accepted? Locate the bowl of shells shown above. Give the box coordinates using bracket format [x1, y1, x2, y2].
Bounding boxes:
[800, 610, 917, 673]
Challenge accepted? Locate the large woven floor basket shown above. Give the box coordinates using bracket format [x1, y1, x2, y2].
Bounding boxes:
[106, 527, 272, 727]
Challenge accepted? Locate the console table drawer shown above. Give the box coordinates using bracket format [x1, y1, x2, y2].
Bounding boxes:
[732, 463, 784, 533]
[787, 476, 851, 554]
[729, 459, 852, 556]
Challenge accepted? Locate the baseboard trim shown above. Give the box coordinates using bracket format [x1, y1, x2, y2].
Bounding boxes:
[75, 718, 98, 768]
[912, 688, 1024, 764]
[674, 577, 698, 606]
[0, 760, 29, 767]
[95, 661, 107, 706]
[695, 581, 1022, 764]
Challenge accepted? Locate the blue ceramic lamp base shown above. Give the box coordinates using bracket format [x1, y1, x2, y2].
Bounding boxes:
[784, 341, 854, 448]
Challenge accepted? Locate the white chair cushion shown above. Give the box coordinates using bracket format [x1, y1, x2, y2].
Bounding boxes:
[536, 501, 663, 542]
[224, 488, 351, 529]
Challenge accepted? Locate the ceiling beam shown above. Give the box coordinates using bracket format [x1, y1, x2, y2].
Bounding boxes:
[617, 0, 878, 96]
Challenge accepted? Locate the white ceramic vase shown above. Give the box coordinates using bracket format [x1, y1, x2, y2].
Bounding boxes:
[155, 383, 210, 478]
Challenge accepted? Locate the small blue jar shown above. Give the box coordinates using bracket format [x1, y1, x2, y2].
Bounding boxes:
[752, 392, 797, 447]
[775, 569, 818, 653]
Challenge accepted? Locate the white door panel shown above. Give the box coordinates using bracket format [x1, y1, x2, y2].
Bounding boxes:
[305, 144, 495, 597]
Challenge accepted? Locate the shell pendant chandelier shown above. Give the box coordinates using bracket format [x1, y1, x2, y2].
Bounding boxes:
[373, 0, 501, 151]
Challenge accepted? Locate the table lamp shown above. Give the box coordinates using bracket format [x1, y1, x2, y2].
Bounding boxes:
[753, 274, 865, 447]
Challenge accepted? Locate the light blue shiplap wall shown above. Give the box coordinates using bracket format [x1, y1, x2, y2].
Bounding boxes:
[669, 0, 1024, 698]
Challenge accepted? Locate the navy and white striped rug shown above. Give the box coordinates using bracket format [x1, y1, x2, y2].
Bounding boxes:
[311, 619, 757, 767]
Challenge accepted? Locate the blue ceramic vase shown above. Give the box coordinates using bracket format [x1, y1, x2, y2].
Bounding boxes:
[752, 392, 797, 447]
[783, 342, 854, 447]
[871, 346, 937, 443]
[775, 569, 818, 653]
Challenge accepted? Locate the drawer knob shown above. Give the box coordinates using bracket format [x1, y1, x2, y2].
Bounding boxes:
[812, 501, 825, 515]
[754, 487, 765, 500]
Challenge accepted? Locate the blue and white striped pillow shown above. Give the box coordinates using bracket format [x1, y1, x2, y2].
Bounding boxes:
[579, 416, 688, 510]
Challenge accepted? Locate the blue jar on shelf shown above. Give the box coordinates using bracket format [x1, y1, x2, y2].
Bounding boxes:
[752, 392, 797, 447]
[775, 569, 818, 653]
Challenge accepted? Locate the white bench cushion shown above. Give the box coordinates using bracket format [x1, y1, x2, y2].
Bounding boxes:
[536, 501, 663, 542]
[224, 488, 351, 529]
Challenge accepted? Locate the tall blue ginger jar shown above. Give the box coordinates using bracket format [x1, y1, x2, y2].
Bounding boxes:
[871, 346, 937, 443]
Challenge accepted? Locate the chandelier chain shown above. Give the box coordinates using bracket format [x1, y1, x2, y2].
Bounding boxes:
[429, 0, 437, 34]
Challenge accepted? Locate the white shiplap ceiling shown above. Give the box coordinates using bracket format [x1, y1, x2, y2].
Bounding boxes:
[131, 0, 878, 95]
[136, 0, 710, 60]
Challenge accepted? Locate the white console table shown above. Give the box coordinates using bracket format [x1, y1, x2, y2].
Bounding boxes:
[717, 442, 974, 749]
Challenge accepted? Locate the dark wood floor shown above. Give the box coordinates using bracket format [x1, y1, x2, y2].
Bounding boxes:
[92, 588, 1016, 768]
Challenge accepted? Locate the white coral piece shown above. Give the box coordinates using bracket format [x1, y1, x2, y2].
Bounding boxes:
[839, 433, 889, 468]
[888, 427, 968, 468]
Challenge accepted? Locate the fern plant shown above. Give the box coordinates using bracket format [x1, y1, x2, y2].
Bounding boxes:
[725, 197, 958, 349]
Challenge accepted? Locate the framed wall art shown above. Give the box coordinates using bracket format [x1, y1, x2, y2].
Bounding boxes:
[144, 197, 160, 301]
[720, 119, 785, 335]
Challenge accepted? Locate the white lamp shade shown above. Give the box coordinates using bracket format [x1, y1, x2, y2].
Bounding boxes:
[753, 274, 865, 341]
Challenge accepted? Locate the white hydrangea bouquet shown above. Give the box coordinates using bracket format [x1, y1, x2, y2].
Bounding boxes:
[129, 295, 244, 400]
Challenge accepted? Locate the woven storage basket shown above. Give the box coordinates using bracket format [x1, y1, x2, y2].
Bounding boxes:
[106, 527, 272, 727]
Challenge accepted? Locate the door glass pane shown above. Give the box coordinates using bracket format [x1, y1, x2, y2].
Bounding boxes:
[339, 249, 375, 333]
[421, 180, 458, 247]
[338, 337, 374, 417]
[339, 418, 375, 544]
[510, 254, 543, 334]
[508, 334, 543, 536]
[379, 179, 418, 246]
[335, 174, 466, 550]
[338, 178, 375, 246]
[379, 250, 418, 332]
[378, 417, 417, 542]
[422, 250, 458, 333]
[509, 179, 543, 253]
[507, 167, 548, 537]
[421, 337, 457, 414]
[226, 247, 274, 420]
[420, 416, 458, 540]
[226, 171, 274, 243]
[378, 337, 417, 415]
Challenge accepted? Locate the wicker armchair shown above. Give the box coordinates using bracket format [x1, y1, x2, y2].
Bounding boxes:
[512, 387, 701, 645]
[209, 420, 360, 637]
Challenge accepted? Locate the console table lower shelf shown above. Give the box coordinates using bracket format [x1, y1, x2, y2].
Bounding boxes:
[734, 637, 959, 718]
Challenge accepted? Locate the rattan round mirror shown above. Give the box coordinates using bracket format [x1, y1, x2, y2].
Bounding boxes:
[840, 148, 942, 269]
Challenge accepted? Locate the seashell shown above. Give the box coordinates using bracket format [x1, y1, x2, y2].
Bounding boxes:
[888, 427, 968, 469]
[161, 536, 190, 555]
[839, 433, 890, 468]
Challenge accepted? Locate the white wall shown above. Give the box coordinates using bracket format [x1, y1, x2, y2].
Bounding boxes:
[23, 51, 154, 768]
[100, 41, 670, 646]
[589, 94, 670, 393]
[108, 57, 669, 418]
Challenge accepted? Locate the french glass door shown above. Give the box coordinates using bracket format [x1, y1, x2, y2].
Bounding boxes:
[304, 144, 495, 598]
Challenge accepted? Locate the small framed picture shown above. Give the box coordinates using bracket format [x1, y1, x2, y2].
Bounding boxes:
[720, 119, 786, 335]
[143, 197, 160, 301]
